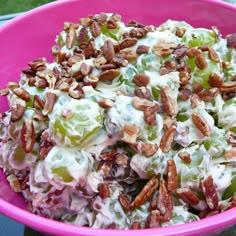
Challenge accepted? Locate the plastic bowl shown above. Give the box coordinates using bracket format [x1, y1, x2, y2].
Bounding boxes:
[0, 0, 236, 235]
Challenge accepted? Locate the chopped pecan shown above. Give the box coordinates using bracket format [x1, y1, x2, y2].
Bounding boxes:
[192, 83, 203, 94]
[33, 95, 44, 109]
[122, 124, 139, 144]
[98, 68, 120, 81]
[157, 179, 173, 222]
[78, 26, 88, 44]
[198, 87, 219, 102]
[190, 93, 203, 108]
[33, 110, 47, 121]
[98, 183, 110, 200]
[208, 72, 224, 88]
[134, 86, 151, 99]
[36, 70, 57, 89]
[61, 109, 74, 120]
[224, 148, 236, 160]
[133, 73, 150, 87]
[0, 88, 9, 96]
[130, 221, 142, 229]
[13, 87, 30, 102]
[219, 81, 236, 92]
[115, 153, 129, 168]
[66, 24, 77, 49]
[7, 174, 21, 192]
[130, 177, 159, 209]
[80, 62, 93, 76]
[20, 119, 35, 153]
[160, 126, 176, 153]
[22, 68, 36, 77]
[102, 39, 115, 63]
[149, 199, 158, 211]
[84, 74, 99, 87]
[226, 132, 236, 147]
[145, 210, 161, 228]
[178, 87, 191, 101]
[93, 56, 107, 68]
[132, 96, 158, 111]
[119, 48, 137, 62]
[178, 151, 191, 163]
[119, 38, 137, 50]
[95, 13, 107, 25]
[79, 16, 93, 26]
[152, 42, 177, 57]
[141, 143, 159, 157]
[144, 105, 159, 126]
[7, 82, 19, 90]
[226, 33, 236, 48]
[98, 98, 114, 108]
[97, 161, 112, 177]
[145, 25, 156, 32]
[107, 19, 117, 29]
[192, 112, 212, 136]
[112, 56, 128, 67]
[42, 92, 57, 116]
[99, 149, 117, 161]
[173, 45, 188, 60]
[34, 78, 48, 89]
[179, 71, 191, 86]
[99, 63, 117, 71]
[159, 60, 177, 75]
[175, 28, 186, 38]
[68, 81, 85, 99]
[28, 57, 47, 71]
[136, 45, 150, 54]
[167, 159, 178, 191]
[90, 21, 101, 38]
[176, 187, 200, 205]
[163, 116, 177, 131]
[200, 176, 219, 210]
[161, 85, 178, 116]
[118, 194, 131, 211]
[10, 104, 25, 122]
[129, 28, 147, 39]
[84, 39, 96, 59]
[195, 51, 208, 70]
[67, 55, 84, 67]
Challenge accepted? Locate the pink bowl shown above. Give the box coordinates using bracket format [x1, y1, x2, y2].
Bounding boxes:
[0, 0, 236, 235]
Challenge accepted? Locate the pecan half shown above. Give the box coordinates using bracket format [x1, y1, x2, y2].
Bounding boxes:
[112, 56, 128, 67]
[20, 119, 35, 153]
[119, 38, 137, 50]
[178, 87, 191, 101]
[167, 159, 178, 191]
[90, 21, 101, 38]
[141, 143, 159, 157]
[78, 26, 88, 44]
[200, 176, 219, 210]
[130, 177, 159, 209]
[97, 161, 112, 177]
[102, 39, 115, 63]
[129, 28, 147, 39]
[80, 62, 93, 76]
[98, 183, 110, 199]
[118, 194, 131, 211]
[161, 85, 178, 116]
[144, 105, 159, 126]
[122, 124, 139, 144]
[66, 24, 77, 49]
[159, 60, 177, 75]
[145, 210, 161, 228]
[160, 126, 176, 153]
[42, 92, 57, 116]
[157, 179, 173, 222]
[173, 45, 188, 60]
[130, 221, 141, 229]
[190, 94, 202, 108]
[175, 28, 186, 38]
[13, 87, 30, 102]
[195, 51, 208, 70]
[224, 148, 236, 160]
[163, 116, 177, 131]
[192, 83, 203, 94]
[84, 39, 96, 59]
[192, 112, 212, 136]
[208, 72, 224, 88]
[208, 47, 220, 63]
[98, 69, 120, 81]
[119, 48, 137, 62]
[179, 71, 191, 86]
[133, 74, 150, 87]
[10, 104, 25, 122]
[186, 48, 199, 58]
[68, 81, 85, 99]
[219, 81, 236, 92]
[98, 98, 114, 108]
[93, 56, 107, 68]
[107, 19, 117, 29]
[7, 82, 19, 90]
[176, 187, 200, 205]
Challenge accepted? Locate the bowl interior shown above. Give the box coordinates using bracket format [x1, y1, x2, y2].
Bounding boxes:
[0, 0, 236, 235]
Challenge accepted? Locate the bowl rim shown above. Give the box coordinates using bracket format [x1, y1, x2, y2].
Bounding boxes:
[0, 0, 236, 235]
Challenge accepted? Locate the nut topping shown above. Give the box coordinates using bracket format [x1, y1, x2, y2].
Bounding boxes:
[176, 187, 200, 205]
[98, 183, 110, 199]
[10, 104, 26, 122]
[133, 73, 150, 87]
[160, 126, 176, 153]
[66, 24, 77, 49]
[167, 160, 178, 191]
[98, 69, 120, 81]
[90, 21, 101, 38]
[208, 72, 224, 88]
[13, 87, 30, 102]
[141, 143, 159, 157]
[42, 92, 57, 116]
[119, 38, 138, 50]
[102, 39, 115, 63]
[20, 119, 35, 153]
[192, 112, 212, 136]
[122, 124, 139, 144]
[118, 194, 131, 211]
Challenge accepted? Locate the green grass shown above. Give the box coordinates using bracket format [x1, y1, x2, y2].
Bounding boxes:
[0, 0, 55, 15]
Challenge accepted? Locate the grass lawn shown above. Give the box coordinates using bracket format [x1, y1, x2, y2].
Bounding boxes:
[0, 0, 55, 15]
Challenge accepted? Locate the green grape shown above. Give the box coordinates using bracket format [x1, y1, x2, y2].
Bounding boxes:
[222, 176, 236, 200]
[52, 166, 73, 183]
[136, 53, 160, 73]
[50, 98, 103, 147]
[176, 113, 189, 122]
[151, 86, 161, 101]
[100, 25, 122, 41]
[12, 146, 26, 164]
[182, 28, 218, 47]
[118, 66, 137, 87]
